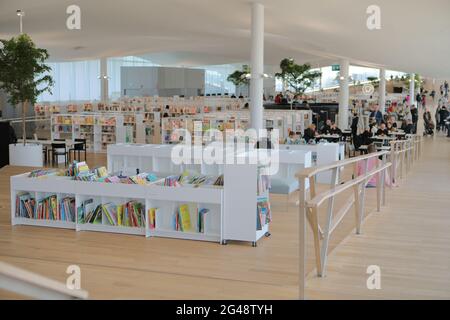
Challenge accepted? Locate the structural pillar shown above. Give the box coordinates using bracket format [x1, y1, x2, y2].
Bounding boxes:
[379, 68, 386, 113]
[338, 59, 349, 129]
[250, 2, 264, 131]
[409, 73, 415, 106]
[100, 57, 109, 102]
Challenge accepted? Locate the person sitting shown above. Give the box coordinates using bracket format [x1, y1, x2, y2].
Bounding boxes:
[386, 122, 394, 132]
[329, 122, 342, 135]
[303, 124, 318, 143]
[320, 119, 332, 134]
[285, 131, 299, 144]
[404, 119, 414, 134]
[400, 119, 407, 131]
[376, 122, 389, 136]
[274, 93, 283, 104]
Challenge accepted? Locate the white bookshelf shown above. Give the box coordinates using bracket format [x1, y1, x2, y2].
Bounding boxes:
[11, 157, 269, 245]
[51, 113, 127, 152]
[11, 172, 224, 243]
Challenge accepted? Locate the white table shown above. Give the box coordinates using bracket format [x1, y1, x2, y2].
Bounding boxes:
[19, 139, 80, 164]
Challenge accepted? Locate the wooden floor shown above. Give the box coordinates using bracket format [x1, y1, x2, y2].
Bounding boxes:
[306, 133, 450, 299]
[0, 134, 449, 299]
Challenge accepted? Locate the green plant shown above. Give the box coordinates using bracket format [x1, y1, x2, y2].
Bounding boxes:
[403, 73, 422, 91]
[275, 58, 321, 95]
[227, 65, 251, 87]
[0, 34, 54, 145]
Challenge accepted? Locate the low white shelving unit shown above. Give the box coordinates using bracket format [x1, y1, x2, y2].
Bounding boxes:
[11, 154, 271, 246]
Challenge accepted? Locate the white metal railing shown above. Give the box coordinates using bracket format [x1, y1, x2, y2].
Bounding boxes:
[296, 150, 391, 299]
[0, 261, 88, 300]
[390, 134, 423, 185]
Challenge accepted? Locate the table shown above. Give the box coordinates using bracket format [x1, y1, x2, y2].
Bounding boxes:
[315, 134, 341, 143]
[18, 139, 80, 164]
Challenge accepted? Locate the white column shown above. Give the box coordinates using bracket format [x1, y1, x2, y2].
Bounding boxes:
[409, 73, 415, 106]
[100, 57, 109, 102]
[379, 68, 386, 113]
[250, 2, 264, 131]
[338, 59, 349, 129]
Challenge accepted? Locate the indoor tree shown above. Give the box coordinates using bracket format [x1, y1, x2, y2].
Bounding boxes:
[275, 58, 321, 95]
[227, 65, 251, 88]
[0, 34, 54, 145]
[366, 76, 380, 88]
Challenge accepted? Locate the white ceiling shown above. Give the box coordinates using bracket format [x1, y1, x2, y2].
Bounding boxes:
[1, 0, 450, 78]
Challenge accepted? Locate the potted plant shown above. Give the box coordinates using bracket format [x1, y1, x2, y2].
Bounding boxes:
[0, 34, 54, 166]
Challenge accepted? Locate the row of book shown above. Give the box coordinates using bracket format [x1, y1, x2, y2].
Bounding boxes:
[257, 172, 271, 195]
[15, 192, 36, 218]
[163, 171, 224, 187]
[77, 200, 145, 227]
[15, 193, 75, 222]
[174, 204, 210, 233]
[257, 197, 271, 231]
[28, 169, 64, 178]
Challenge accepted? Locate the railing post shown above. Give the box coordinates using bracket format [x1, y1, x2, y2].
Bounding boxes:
[390, 141, 396, 186]
[357, 158, 370, 233]
[381, 153, 387, 206]
[319, 167, 338, 277]
[353, 162, 361, 234]
[298, 175, 307, 300]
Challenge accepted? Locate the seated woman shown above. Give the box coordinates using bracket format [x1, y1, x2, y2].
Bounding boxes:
[303, 124, 318, 143]
[376, 122, 389, 136]
[285, 131, 300, 144]
[329, 122, 342, 135]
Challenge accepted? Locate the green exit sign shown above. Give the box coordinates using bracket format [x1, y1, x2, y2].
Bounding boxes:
[332, 64, 340, 71]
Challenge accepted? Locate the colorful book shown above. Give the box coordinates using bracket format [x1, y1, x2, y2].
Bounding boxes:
[178, 204, 192, 232]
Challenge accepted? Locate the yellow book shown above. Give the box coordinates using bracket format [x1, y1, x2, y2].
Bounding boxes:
[178, 204, 191, 232]
[148, 208, 157, 229]
[117, 205, 123, 226]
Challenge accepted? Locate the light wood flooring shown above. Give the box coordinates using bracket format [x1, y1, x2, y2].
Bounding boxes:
[0, 134, 449, 299]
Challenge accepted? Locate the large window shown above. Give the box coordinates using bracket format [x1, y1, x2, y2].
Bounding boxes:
[107, 56, 158, 100]
[197, 64, 242, 95]
[37, 60, 100, 102]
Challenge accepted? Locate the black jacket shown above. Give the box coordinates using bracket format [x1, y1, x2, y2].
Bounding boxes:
[303, 128, 316, 142]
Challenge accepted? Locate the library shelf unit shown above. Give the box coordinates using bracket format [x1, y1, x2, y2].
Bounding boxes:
[51, 113, 129, 152]
[11, 157, 269, 245]
[11, 172, 223, 242]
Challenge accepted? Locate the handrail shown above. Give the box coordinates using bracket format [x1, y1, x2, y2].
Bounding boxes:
[307, 162, 391, 208]
[0, 261, 88, 300]
[297, 134, 423, 300]
[296, 150, 389, 179]
[296, 148, 391, 300]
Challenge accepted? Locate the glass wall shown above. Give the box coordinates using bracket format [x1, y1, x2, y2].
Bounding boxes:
[195, 63, 243, 95]
[107, 56, 158, 100]
[37, 59, 101, 102]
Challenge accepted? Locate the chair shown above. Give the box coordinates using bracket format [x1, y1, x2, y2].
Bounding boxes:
[50, 143, 68, 166]
[69, 139, 87, 162]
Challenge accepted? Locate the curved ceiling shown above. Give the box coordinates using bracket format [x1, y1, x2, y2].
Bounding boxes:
[1, 0, 449, 78]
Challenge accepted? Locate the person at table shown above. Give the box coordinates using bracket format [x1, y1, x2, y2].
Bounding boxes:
[303, 124, 318, 143]
[329, 122, 342, 135]
[285, 131, 299, 145]
[376, 122, 389, 136]
[369, 119, 378, 136]
[404, 119, 414, 134]
[320, 119, 332, 134]
[386, 122, 395, 132]
[387, 116, 397, 130]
